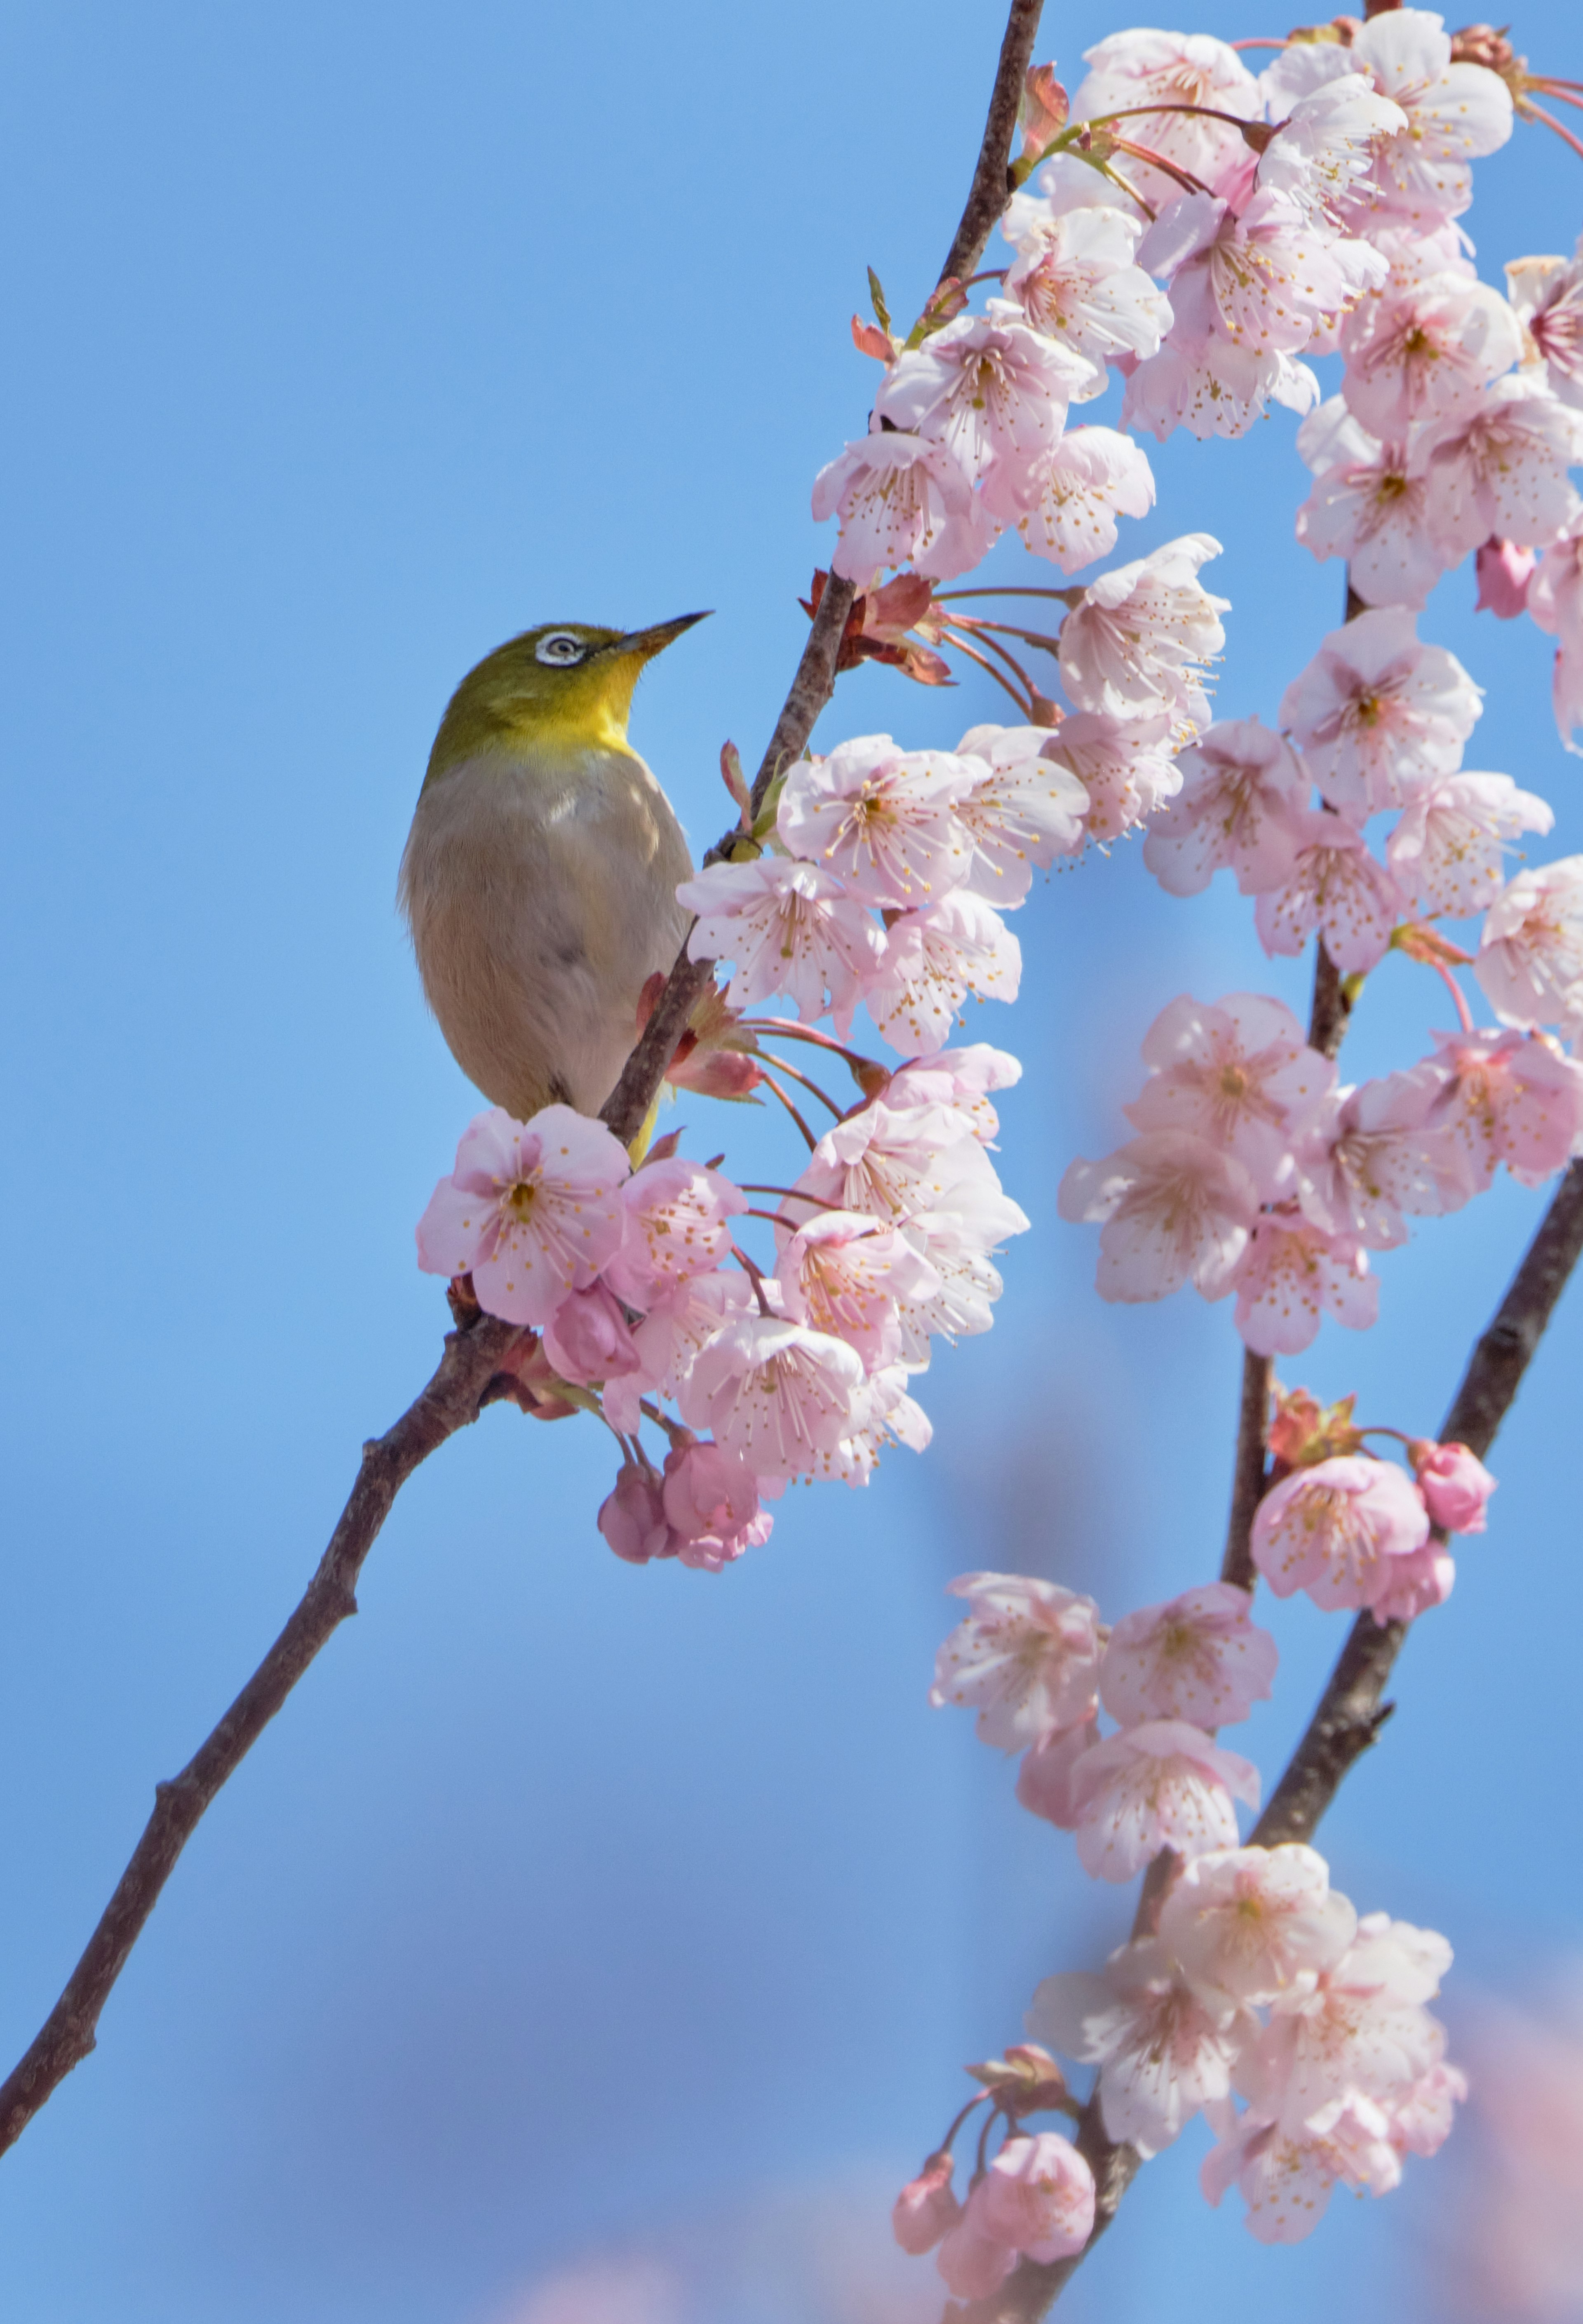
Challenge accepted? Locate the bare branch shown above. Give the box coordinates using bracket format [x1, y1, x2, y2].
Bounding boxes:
[1220, 1347, 1273, 1592]
[1307, 938, 1354, 1062]
[0, 1308, 524, 2160]
[940, 0, 1048, 287]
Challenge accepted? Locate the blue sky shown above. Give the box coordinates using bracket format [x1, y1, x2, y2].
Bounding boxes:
[2, 4, 1581, 2320]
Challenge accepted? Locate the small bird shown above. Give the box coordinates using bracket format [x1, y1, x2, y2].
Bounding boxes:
[399, 614, 706, 1123]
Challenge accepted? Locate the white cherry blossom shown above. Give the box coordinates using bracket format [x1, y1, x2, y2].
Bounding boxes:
[1014, 425, 1157, 574]
[1386, 773, 1553, 919]
[1349, 7, 1514, 218]
[1254, 814, 1405, 975]
[777, 736, 976, 907]
[1294, 398, 1455, 608]
[1421, 375, 1583, 555]
[949, 725, 1089, 904]
[1257, 72, 1408, 226]
[864, 890, 1021, 1054]
[811, 428, 976, 584]
[676, 856, 885, 1034]
[1071, 28, 1261, 208]
[1123, 992, 1334, 1198]
[929, 1572, 1103, 1751]
[1339, 273, 1522, 439]
[1475, 857, 1583, 1024]
[1236, 1911, 1451, 2139]
[1031, 1938, 1251, 2157]
[1058, 533, 1228, 731]
[1069, 1720, 1260, 1881]
[1158, 1846, 1358, 2010]
[1043, 710, 1182, 844]
[1002, 205, 1172, 391]
[1058, 1130, 1260, 1301]
[875, 303, 1090, 505]
[679, 1313, 866, 1482]
[1278, 606, 1482, 815]
[1508, 236, 1583, 410]
[1142, 717, 1306, 897]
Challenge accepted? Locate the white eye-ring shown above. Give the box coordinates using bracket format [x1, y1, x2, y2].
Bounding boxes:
[535, 631, 586, 667]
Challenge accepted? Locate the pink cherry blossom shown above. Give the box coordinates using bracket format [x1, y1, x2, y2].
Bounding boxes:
[1016, 1718, 1101, 1827]
[1058, 1131, 1260, 1302]
[1123, 992, 1334, 1199]
[1295, 398, 1454, 608]
[811, 428, 976, 585]
[1388, 2059, 1467, 2159]
[777, 736, 975, 908]
[1257, 70, 1409, 228]
[1278, 606, 1482, 816]
[1423, 377, 1583, 556]
[1339, 274, 1522, 439]
[1014, 424, 1157, 573]
[792, 1098, 1028, 1245]
[1475, 858, 1583, 1025]
[1072, 29, 1261, 208]
[1200, 2094, 1401, 2244]
[678, 1313, 865, 1482]
[1041, 709, 1181, 844]
[1141, 717, 1306, 897]
[601, 1268, 752, 1436]
[1254, 813, 1405, 975]
[1349, 6, 1514, 216]
[540, 1282, 642, 1385]
[777, 1210, 942, 1373]
[829, 1361, 932, 1488]
[597, 1459, 681, 1566]
[1475, 534, 1538, 616]
[876, 303, 1090, 509]
[416, 1104, 630, 1327]
[1387, 773, 1553, 920]
[970, 2132, 1095, 2262]
[1237, 1910, 1451, 2138]
[675, 857, 885, 1037]
[1003, 206, 1172, 390]
[1160, 1845, 1358, 2011]
[1424, 1025, 1583, 1190]
[950, 727, 1089, 903]
[1179, 187, 1386, 360]
[882, 1036, 1022, 1143]
[1057, 534, 1228, 732]
[1099, 1582, 1275, 1730]
[659, 1436, 773, 1570]
[1030, 1937, 1249, 2155]
[1231, 1214, 1379, 1358]
[1123, 287, 1318, 443]
[1292, 1064, 1475, 1245]
[1410, 1439, 1497, 1533]
[1249, 1453, 1430, 1612]
[863, 890, 1021, 1053]
[930, 1572, 1103, 1752]
[892, 2155, 961, 2256]
[602, 1157, 749, 1308]
[1366, 1537, 1455, 1622]
[934, 2219, 1016, 2302]
[1067, 1720, 1260, 1881]
[1508, 238, 1583, 411]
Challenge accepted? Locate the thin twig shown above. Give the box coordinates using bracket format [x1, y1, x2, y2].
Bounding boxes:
[0, 1307, 525, 2160]
[939, 0, 1047, 287]
[1220, 1347, 1273, 1592]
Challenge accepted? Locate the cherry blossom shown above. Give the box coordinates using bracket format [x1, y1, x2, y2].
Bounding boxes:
[1508, 237, 1583, 411]
[1141, 717, 1306, 897]
[1278, 607, 1482, 817]
[1071, 28, 1261, 207]
[1057, 534, 1228, 733]
[679, 1313, 865, 1483]
[1016, 1718, 1101, 1827]
[1528, 526, 1583, 754]
[1236, 1911, 1451, 2138]
[969, 2132, 1095, 2262]
[1123, 993, 1333, 1199]
[1123, 298, 1319, 442]
[1058, 1130, 1260, 1302]
[1409, 1439, 1497, 1533]
[875, 304, 1090, 506]
[792, 1098, 1028, 1248]
[1387, 774, 1553, 920]
[1424, 1025, 1583, 1190]
[946, 726, 1088, 903]
[863, 890, 1021, 1054]
[1099, 1581, 1277, 1729]
[1475, 534, 1537, 616]
[603, 1157, 749, 1308]
[1200, 2093, 1401, 2244]
[1042, 709, 1182, 844]
[602, 1269, 752, 1436]
[1423, 377, 1583, 556]
[930, 1572, 1103, 1752]
[1295, 399, 1453, 608]
[777, 1210, 941, 1373]
[1367, 1537, 1456, 1622]
[1030, 1936, 1249, 2155]
[830, 1361, 932, 1487]
[1339, 274, 1522, 440]
[1348, 6, 1514, 217]
[541, 1281, 642, 1385]
[892, 2155, 960, 2256]
[1257, 71, 1409, 228]
[1159, 1846, 1358, 2012]
[675, 858, 885, 1037]
[1255, 814, 1404, 975]
[882, 1038, 1022, 1144]
[935, 2220, 1015, 2302]
[777, 736, 976, 907]
[598, 1459, 681, 1566]
[811, 428, 976, 584]
[416, 1104, 630, 1328]
[1249, 1453, 1430, 1612]
[659, 1437, 774, 1572]
[1230, 1214, 1379, 1357]
[1475, 858, 1583, 1025]
[1292, 1064, 1475, 1246]
[1014, 424, 1157, 573]
[1002, 207, 1172, 391]
[1066, 1720, 1260, 1881]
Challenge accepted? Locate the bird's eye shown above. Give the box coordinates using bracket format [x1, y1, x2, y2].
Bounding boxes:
[535, 632, 586, 667]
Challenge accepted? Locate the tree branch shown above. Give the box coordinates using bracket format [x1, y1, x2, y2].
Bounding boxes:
[0, 1307, 525, 2160]
[940, 0, 1047, 287]
[1220, 1347, 1273, 1592]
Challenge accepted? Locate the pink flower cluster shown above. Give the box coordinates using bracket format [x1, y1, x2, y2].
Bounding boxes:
[931, 1571, 1274, 1880]
[895, 2128, 1098, 2300]
[1059, 988, 1583, 1352]
[1250, 1438, 1494, 1624]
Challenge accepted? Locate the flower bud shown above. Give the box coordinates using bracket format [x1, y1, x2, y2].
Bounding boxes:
[891, 2152, 961, 2255]
[597, 1460, 679, 1565]
[1408, 1440, 1498, 1534]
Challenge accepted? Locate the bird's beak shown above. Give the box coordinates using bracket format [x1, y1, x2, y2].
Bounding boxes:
[608, 611, 712, 662]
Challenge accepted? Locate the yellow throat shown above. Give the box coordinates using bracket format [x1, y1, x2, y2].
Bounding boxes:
[423, 613, 711, 785]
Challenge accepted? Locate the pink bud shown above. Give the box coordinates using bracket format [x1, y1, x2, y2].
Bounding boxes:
[972, 2131, 1095, 2263]
[660, 1437, 774, 1572]
[597, 1461, 679, 1565]
[1409, 1440, 1498, 1534]
[892, 2152, 961, 2255]
[541, 1283, 642, 1386]
[1475, 537, 1536, 620]
[935, 2218, 1016, 2300]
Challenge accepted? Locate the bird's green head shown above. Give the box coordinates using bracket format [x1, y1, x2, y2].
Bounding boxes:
[425, 613, 710, 783]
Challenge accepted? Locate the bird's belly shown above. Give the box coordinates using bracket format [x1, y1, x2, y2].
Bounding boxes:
[400, 752, 692, 1120]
